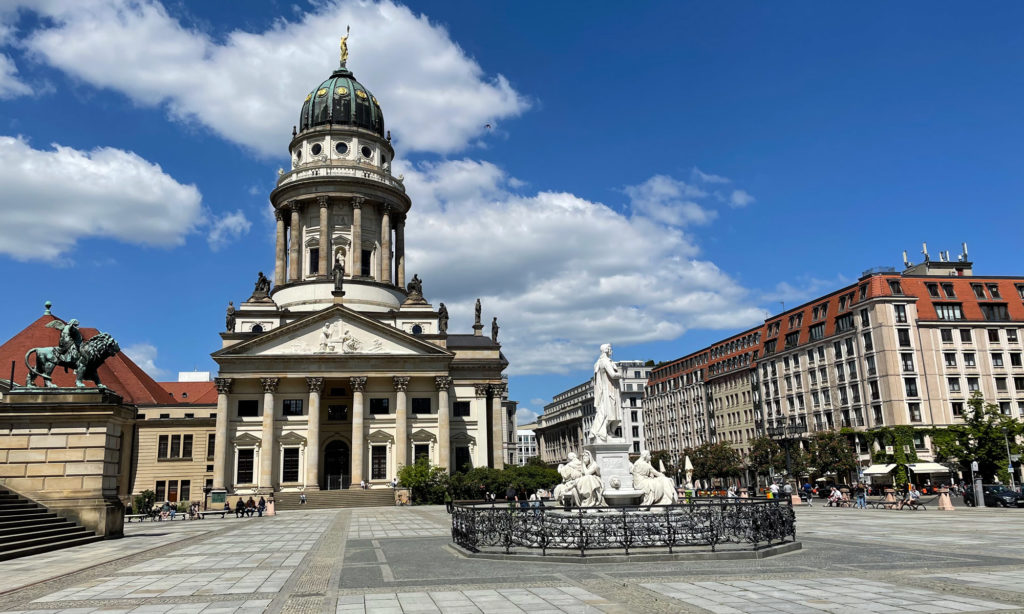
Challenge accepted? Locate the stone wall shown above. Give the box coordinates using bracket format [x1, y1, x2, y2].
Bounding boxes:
[0, 388, 135, 537]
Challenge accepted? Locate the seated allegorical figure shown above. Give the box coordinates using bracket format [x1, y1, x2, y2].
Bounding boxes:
[555, 451, 605, 507]
[631, 450, 679, 506]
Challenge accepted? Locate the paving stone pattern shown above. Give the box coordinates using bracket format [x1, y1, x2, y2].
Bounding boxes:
[2, 506, 1024, 614]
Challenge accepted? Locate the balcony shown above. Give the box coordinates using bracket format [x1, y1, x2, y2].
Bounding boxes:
[277, 163, 406, 192]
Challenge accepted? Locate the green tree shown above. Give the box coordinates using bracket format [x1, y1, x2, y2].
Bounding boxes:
[133, 489, 156, 515]
[809, 431, 858, 483]
[932, 392, 1022, 483]
[688, 442, 742, 484]
[746, 436, 785, 481]
[397, 457, 450, 504]
[649, 450, 677, 480]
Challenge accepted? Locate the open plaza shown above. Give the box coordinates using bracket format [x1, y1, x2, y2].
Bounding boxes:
[1, 502, 1023, 614]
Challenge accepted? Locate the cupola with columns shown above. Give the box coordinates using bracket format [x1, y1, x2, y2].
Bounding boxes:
[267, 45, 411, 315]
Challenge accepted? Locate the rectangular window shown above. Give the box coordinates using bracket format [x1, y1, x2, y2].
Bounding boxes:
[1000, 401, 1011, 415]
[309, 247, 319, 275]
[905, 378, 918, 397]
[167, 480, 178, 503]
[182, 434, 193, 459]
[967, 377, 980, 392]
[996, 377, 1008, 392]
[973, 284, 986, 299]
[180, 480, 190, 502]
[870, 380, 880, 400]
[836, 363, 845, 382]
[833, 340, 843, 359]
[873, 405, 884, 425]
[785, 332, 799, 349]
[809, 370, 817, 385]
[909, 403, 922, 422]
[988, 284, 1001, 299]
[453, 401, 471, 417]
[237, 449, 255, 484]
[845, 338, 855, 355]
[1009, 329, 1019, 343]
[964, 353, 976, 367]
[863, 332, 873, 351]
[894, 304, 908, 324]
[860, 308, 870, 327]
[157, 435, 168, 459]
[948, 377, 961, 392]
[866, 355, 877, 375]
[411, 397, 432, 414]
[942, 283, 956, 298]
[1015, 377, 1024, 392]
[414, 444, 429, 461]
[898, 329, 912, 347]
[941, 352, 957, 368]
[361, 249, 372, 277]
[238, 399, 259, 417]
[992, 353, 1005, 367]
[961, 329, 972, 343]
[982, 304, 1010, 321]
[989, 329, 1000, 343]
[170, 435, 181, 458]
[835, 313, 855, 333]
[282, 399, 303, 416]
[889, 280, 903, 295]
[369, 398, 390, 414]
[371, 446, 387, 480]
[207, 433, 215, 460]
[454, 446, 471, 471]
[818, 346, 826, 361]
[935, 303, 963, 320]
[901, 353, 915, 372]
[952, 402, 964, 417]
[327, 404, 348, 421]
[927, 283, 939, 298]
[282, 448, 300, 482]
[913, 434, 926, 450]
[155, 480, 166, 501]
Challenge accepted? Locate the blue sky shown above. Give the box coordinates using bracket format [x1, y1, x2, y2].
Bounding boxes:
[1, 1, 1023, 424]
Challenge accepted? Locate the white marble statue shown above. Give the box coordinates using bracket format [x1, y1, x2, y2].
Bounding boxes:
[318, 322, 334, 352]
[631, 450, 679, 505]
[588, 343, 621, 441]
[555, 451, 605, 507]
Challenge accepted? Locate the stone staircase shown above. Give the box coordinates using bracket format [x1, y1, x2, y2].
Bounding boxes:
[0, 487, 102, 561]
[273, 489, 395, 510]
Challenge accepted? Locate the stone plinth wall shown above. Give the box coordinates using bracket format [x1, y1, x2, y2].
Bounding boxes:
[0, 389, 135, 537]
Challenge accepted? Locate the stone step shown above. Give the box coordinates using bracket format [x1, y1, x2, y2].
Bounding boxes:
[0, 534, 104, 562]
[0, 504, 45, 517]
[272, 490, 395, 510]
[0, 523, 84, 541]
[0, 515, 64, 532]
[2, 526, 93, 552]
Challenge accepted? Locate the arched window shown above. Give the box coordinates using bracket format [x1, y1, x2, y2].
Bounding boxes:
[251, 324, 264, 333]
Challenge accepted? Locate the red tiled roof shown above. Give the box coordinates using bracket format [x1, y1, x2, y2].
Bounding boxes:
[159, 381, 217, 405]
[0, 314, 176, 406]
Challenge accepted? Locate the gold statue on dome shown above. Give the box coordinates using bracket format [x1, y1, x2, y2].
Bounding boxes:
[340, 26, 350, 66]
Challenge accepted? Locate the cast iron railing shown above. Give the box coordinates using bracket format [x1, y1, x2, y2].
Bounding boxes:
[451, 498, 796, 556]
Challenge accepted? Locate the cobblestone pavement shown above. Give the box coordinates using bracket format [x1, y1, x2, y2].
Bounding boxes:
[2, 505, 1024, 614]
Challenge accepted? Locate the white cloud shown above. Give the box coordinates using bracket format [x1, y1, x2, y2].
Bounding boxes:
[692, 167, 731, 184]
[207, 209, 252, 251]
[122, 342, 168, 379]
[729, 189, 755, 207]
[0, 136, 203, 261]
[516, 407, 539, 426]
[0, 54, 30, 99]
[399, 160, 764, 375]
[16, 0, 527, 156]
[623, 174, 715, 227]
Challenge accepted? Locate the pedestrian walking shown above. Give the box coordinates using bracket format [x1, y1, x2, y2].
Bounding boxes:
[300, 492, 307, 505]
[444, 490, 453, 514]
[802, 482, 814, 506]
[855, 482, 867, 509]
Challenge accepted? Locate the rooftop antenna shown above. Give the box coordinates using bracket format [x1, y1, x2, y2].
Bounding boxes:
[962, 242, 969, 260]
[922, 242, 930, 262]
[902, 250, 910, 268]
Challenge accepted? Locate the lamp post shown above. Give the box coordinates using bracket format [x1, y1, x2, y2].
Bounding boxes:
[1002, 428, 1016, 491]
[767, 422, 802, 488]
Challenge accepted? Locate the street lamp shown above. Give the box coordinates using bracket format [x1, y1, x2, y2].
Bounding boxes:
[767, 422, 802, 487]
[1002, 428, 1016, 491]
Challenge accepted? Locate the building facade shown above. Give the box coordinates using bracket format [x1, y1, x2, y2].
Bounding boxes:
[535, 360, 651, 464]
[644, 247, 1024, 485]
[515, 422, 538, 466]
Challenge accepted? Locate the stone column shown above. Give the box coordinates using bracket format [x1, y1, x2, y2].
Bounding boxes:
[288, 201, 302, 282]
[213, 377, 232, 491]
[259, 377, 279, 491]
[475, 385, 490, 467]
[490, 384, 505, 469]
[435, 377, 452, 471]
[351, 196, 363, 277]
[350, 377, 367, 485]
[380, 204, 392, 284]
[394, 376, 409, 469]
[395, 216, 405, 288]
[305, 377, 323, 490]
[274, 210, 286, 287]
[317, 196, 329, 278]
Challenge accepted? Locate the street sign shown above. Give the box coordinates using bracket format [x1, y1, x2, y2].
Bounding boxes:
[885, 446, 894, 455]
[971, 461, 979, 472]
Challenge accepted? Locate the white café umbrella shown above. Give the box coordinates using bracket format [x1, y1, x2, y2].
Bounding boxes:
[684, 455, 694, 489]
[659, 458, 667, 474]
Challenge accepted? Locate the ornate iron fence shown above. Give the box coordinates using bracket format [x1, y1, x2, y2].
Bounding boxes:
[451, 499, 796, 556]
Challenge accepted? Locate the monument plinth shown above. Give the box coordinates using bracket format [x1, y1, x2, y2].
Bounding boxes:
[584, 439, 642, 505]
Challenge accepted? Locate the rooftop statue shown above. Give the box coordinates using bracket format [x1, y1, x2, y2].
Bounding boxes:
[340, 26, 350, 66]
[332, 253, 345, 293]
[407, 274, 423, 297]
[250, 271, 271, 301]
[25, 319, 120, 389]
[437, 303, 449, 334]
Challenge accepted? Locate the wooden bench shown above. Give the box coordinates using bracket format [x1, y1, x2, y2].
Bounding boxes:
[196, 510, 233, 519]
[125, 514, 152, 523]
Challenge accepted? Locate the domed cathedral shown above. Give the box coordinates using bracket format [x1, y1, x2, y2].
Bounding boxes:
[210, 40, 508, 498]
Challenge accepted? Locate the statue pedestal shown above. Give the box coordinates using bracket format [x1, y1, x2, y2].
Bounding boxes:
[585, 439, 642, 506]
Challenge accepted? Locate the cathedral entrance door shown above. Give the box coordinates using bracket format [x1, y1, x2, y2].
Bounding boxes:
[324, 440, 350, 490]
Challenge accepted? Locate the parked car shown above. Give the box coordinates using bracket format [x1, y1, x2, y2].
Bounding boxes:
[962, 484, 1024, 507]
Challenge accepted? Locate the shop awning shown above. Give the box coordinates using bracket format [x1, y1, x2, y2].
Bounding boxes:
[861, 464, 896, 476]
[907, 462, 950, 473]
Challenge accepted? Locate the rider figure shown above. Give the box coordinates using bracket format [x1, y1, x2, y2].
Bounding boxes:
[57, 319, 83, 365]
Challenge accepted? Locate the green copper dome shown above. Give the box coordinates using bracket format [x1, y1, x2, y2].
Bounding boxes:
[298, 67, 384, 136]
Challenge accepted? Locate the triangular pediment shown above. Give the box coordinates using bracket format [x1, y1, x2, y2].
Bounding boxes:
[213, 305, 451, 359]
[367, 429, 394, 444]
[233, 432, 261, 446]
[451, 431, 476, 446]
[411, 429, 436, 443]
[279, 431, 307, 446]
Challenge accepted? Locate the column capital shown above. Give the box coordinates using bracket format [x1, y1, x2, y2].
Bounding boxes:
[215, 377, 233, 394]
[474, 384, 489, 398]
[393, 376, 410, 392]
[350, 376, 367, 392]
[260, 377, 280, 393]
[352, 195, 365, 209]
[288, 200, 303, 213]
[317, 195, 329, 209]
[489, 383, 506, 396]
[435, 376, 452, 391]
[274, 208, 284, 222]
[381, 203, 391, 217]
[306, 377, 324, 393]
